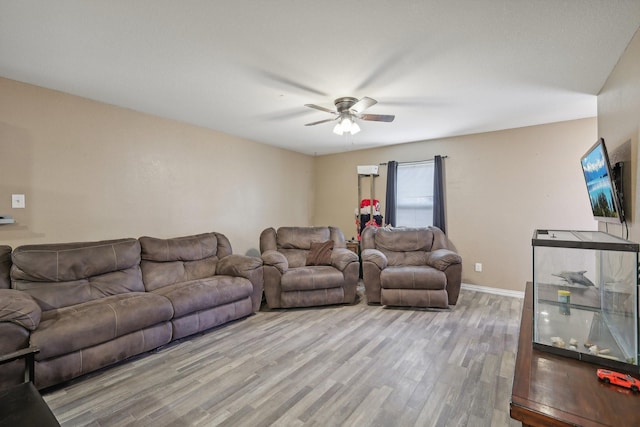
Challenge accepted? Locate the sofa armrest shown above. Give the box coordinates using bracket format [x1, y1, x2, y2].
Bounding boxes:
[330, 248, 358, 271]
[361, 248, 387, 270]
[0, 245, 11, 290]
[427, 249, 462, 271]
[261, 250, 288, 274]
[428, 249, 463, 305]
[216, 254, 262, 277]
[361, 248, 386, 305]
[216, 254, 264, 312]
[0, 289, 41, 331]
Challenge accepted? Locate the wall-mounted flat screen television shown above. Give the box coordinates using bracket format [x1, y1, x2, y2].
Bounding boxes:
[580, 138, 623, 223]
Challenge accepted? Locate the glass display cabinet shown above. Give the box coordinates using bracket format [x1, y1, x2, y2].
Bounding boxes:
[532, 229, 639, 372]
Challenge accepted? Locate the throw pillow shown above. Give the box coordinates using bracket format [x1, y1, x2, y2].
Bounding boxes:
[306, 240, 334, 266]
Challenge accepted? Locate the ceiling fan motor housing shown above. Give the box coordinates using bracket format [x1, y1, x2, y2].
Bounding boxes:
[334, 97, 358, 113]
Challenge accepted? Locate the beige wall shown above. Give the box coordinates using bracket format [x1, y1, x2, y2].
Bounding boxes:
[598, 28, 640, 241]
[314, 118, 598, 292]
[0, 75, 604, 294]
[0, 77, 314, 255]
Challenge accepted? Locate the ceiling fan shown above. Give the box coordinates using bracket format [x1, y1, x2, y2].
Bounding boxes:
[304, 96, 395, 135]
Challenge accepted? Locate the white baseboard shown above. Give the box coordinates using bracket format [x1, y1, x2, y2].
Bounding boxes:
[461, 282, 524, 299]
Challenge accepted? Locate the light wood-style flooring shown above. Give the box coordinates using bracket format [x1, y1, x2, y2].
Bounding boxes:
[43, 287, 523, 427]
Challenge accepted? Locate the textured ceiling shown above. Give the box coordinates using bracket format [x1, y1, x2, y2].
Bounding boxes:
[1, 1, 639, 155]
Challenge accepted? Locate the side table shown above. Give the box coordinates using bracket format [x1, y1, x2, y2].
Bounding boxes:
[0, 382, 60, 427]
[510, 283, 640, 426]
[0, 347, 60, 427]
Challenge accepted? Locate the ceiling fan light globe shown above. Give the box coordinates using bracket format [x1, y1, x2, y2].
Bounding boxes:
[333, 123, 344, 135]
[339, 116, 355, 134]
[350, 121, 361, 135]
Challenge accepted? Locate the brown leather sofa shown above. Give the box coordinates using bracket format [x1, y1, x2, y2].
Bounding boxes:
[361, 226, 462, 308]
[0, 245, 32, 389]
[260, 226, 359, 308]
[0, 232, 262, 390]
[139, 233, 263, 340]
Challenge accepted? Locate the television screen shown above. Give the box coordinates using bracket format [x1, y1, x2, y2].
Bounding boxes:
[580, 138, 622, 223]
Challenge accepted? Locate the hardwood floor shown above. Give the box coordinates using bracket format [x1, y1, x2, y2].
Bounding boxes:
[43, 287, 523, 427]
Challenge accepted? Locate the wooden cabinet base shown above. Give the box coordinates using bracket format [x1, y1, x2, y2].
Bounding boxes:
[510, 283, 640, 427]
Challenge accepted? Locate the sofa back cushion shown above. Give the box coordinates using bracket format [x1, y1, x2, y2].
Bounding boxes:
[0, 245, 11, 290]
[10, 239, 143, 311]
[139, 232, 232, 291]
[372, 227, 435, 266]
[375, 227, 433, 251]
[260, 227, 348, 269]
[276, 227, 329, 268]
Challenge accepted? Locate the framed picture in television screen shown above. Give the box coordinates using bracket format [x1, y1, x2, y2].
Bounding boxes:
[580, 138, 623, 223]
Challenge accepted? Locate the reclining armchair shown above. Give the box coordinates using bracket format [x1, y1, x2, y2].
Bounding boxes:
[361, 226, 462, 308]
[260, 226, 359, 308]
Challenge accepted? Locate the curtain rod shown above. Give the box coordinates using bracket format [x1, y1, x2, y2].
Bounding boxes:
[379, 156, 448, 166]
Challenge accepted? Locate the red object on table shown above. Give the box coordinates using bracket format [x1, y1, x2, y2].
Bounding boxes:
[597, 369, 640, 392]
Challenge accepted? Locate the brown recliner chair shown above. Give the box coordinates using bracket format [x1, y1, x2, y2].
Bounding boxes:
[361, 226, 462, 308]
[260, 226, 359, 309]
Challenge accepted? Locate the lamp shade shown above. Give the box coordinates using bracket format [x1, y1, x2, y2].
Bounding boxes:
[333, 115, 359, 135]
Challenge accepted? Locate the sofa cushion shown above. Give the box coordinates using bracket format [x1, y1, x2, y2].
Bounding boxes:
[141, 259, 218, 292]
[280, 267, 344, 291]
[381, 266, 446, 290]
[139, 233, 233, 292]
[12, 239, 141, 282]
[32, 292, 174, 360]
[276, 227, 331, 250]
[306, 240, 334, 266]
[383, 250, 430, 267]
[375, 227, 434, 252]
[12, 266, 145, 311]
[151, 276, 253, 318]
[140, 233, 219, 262]
[11, 239, 145, 310]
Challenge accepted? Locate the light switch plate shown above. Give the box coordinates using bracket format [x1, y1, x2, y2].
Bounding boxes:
[12, 194, 25, 209]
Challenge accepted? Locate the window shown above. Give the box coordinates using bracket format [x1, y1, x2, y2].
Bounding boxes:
[396, 161, 434, 227]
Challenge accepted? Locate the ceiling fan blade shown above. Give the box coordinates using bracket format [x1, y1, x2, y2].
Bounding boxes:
[359, 114, 395, 122]
[304, 104, 337, 115]
[350, 97, 377, 114]
[253, 68, 328, 96]
[304, 118, 338, 126]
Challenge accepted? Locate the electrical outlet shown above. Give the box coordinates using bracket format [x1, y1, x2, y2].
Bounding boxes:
[12, 194, 25, 209]
[474, 262, 482, 272]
